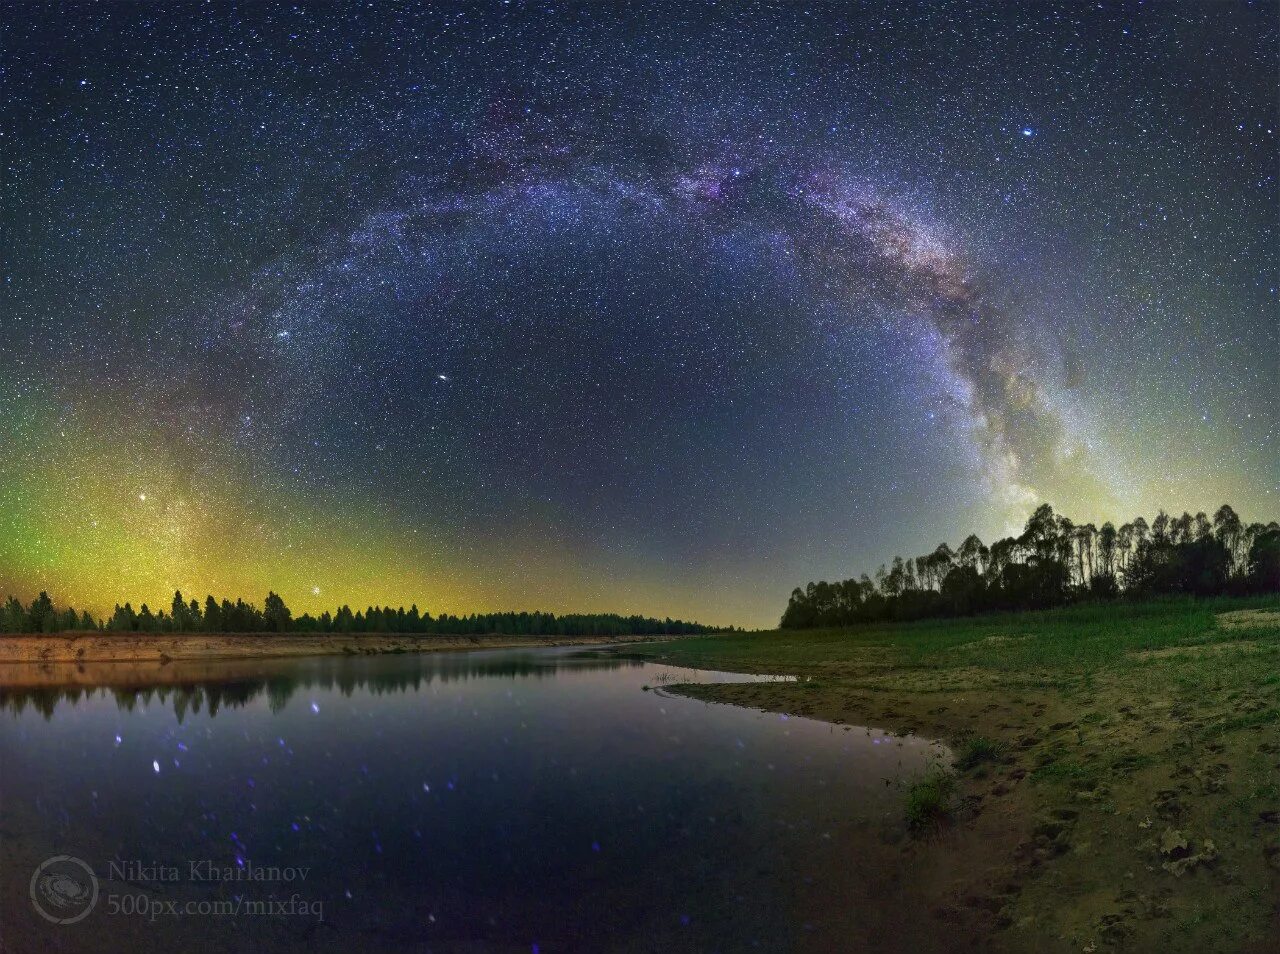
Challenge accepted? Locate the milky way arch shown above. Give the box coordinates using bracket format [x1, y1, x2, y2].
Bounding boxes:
[208, 136, 1089, 514]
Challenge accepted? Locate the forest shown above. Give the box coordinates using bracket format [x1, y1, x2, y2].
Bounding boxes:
[0, 590, 716, 637]
[780, 503, 1280, 629]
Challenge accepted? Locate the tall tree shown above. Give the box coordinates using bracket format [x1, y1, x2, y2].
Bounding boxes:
[263, 592, 292, 632]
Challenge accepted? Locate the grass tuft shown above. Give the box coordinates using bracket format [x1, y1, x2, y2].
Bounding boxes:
[905, 768, 956, 831]
[954, 735, 1003, 771]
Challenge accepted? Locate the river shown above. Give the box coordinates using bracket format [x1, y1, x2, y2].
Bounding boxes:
[0, 646, 947, 952]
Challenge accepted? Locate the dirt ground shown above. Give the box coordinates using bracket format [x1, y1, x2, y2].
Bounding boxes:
[0, 631, 668, 668]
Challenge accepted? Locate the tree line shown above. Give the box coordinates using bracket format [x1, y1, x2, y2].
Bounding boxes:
[781, 503, 1280, 629]
[0, 589, 716, 637]
[0, 592, 98, 634]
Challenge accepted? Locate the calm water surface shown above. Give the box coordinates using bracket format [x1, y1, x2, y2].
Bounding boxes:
[0, 647, 946, 953]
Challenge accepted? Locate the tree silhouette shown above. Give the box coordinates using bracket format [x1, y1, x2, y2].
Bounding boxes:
[780, 503, 1279, 628]
[263, 592, 292, 632]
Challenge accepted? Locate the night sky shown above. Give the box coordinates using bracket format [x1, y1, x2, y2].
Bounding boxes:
[2, 2, 1276, 628]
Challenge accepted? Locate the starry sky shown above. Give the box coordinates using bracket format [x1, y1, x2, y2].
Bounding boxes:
[2, 1, 1276, 628]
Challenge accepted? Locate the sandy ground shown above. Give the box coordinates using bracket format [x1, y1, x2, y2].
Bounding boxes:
[0, 631, 666, 666]
[670, 675, 1059, 952]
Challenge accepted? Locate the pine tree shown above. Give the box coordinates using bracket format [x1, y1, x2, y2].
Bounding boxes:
[263, 592, 292, 632]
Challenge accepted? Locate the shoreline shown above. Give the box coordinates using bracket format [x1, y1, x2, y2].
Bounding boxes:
[637, 656, 1042, 951]
[620, 599, 1280, 953]
[0, 631, 670, 666]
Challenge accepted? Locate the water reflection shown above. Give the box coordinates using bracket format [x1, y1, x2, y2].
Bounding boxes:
[0, 650, 645, 720]
[0, 646, 946, 953]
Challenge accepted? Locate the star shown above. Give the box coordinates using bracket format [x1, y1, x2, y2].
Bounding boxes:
[0, 0, 1272, 630]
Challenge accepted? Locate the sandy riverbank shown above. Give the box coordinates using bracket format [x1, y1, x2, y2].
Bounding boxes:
[0, 632, 668, 665]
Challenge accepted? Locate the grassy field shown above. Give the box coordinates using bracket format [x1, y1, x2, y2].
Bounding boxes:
[626, 596, 1280, 953]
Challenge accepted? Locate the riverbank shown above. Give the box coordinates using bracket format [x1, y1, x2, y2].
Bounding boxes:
[623, 597, 1280, 954]
[0, 631, 669, 665]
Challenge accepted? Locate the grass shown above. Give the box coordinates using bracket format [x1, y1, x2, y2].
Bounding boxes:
[627, 594, 1280, 953]
[905, 767, 957, 830]
[954, 735, 1003, 771]
[662, 595, 1275, 670]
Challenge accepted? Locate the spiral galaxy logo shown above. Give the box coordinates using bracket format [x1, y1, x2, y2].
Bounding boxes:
[30, 855, 99, 924]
